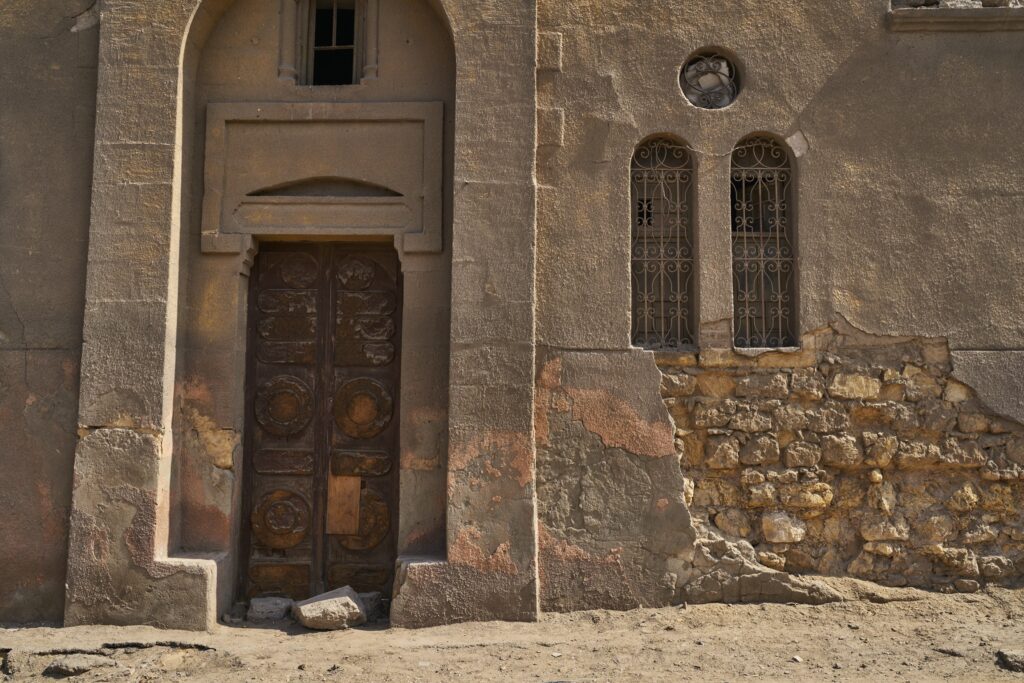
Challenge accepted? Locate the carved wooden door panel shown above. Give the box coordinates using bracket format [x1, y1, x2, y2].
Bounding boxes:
[241, 243, 401, 601]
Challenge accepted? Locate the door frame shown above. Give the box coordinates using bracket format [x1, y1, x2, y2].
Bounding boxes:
[237, 240, 403, 601]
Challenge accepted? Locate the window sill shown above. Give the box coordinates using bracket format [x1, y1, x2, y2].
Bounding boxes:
[888, 7, 1024, 32]
[732, 346, 803, 356]
[652, 346, 818, 370]
[653, 350, 699, 368]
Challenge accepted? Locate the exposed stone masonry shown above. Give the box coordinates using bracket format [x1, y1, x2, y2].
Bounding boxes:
[661, 322, 1024, 597]
[892, 0, 1024, 8]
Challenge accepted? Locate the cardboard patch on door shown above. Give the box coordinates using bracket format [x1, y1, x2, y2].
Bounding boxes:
[328, 476, 361, 535]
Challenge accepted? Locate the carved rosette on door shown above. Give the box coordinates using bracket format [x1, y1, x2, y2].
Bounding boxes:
[242, 244, 401, 601]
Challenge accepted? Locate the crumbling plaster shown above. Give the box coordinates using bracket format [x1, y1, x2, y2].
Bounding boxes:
[533, 0, 1024, 611]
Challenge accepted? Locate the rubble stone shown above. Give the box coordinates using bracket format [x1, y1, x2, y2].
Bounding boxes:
[757, 551, 786, 571]
[829, 373, 881, 400]
[821, 435, 863, 468]
[784, 441, 821, 468]
[864, 433, 898, 468]
[943, 380, 971, 403]
[730, 408, 772, 433]
[917, 511, 957, 543]
[661, 372, 697, 398]
[958, 412, 990, 434]
[762, 512, 806, 543]
[247, 597, 293, 622]
[748, 483, 778, 508]
[736, 374, 789, 400]
[706, 437, 740, 469]
[946, 482, 979, 512]
[292, 587, 367, 630]
[740, 436, 780, 465]
[860, 513, 910, 542]
[903, 366, 943, 401]
[658, 328, 1024, 598]
[780, 483, 834, 511]
[806, 403, 850, 433]
[714, 509, 752, 538]
[790, 370, 825, 401]
[980, 556, 1015, 579]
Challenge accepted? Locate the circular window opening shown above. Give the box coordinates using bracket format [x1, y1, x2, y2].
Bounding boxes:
[680, 51, 739, 110]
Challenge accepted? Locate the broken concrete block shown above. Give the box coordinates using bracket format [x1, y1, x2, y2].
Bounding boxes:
[247, 596, 293, 622]
[292, 586, 367, 630]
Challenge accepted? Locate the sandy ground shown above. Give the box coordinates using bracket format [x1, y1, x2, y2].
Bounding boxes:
[4, 583, 1024, 681]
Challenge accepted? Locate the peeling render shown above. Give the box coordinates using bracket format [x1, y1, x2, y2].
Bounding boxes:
[536, 349, 695, 611]
[536, 322, 1024, 612]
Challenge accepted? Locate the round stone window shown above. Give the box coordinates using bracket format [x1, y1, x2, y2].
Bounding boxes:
[680, 50, 739, 110]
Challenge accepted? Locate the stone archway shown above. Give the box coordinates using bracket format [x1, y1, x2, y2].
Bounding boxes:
[65, 0, 539, 630]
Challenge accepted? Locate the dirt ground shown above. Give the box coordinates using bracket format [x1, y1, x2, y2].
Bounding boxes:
[3, 581, 1024, 682]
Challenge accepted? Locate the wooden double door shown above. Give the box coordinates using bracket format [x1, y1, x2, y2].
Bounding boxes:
[241, 243, 401, 601]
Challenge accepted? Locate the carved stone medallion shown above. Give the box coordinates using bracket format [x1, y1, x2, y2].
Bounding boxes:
[278, 253, 319, 288]
[336, 257, 376, 291]
[333, 378, 393, 439]
[255, 376, 313, 436]
[252, 489, 311, 549]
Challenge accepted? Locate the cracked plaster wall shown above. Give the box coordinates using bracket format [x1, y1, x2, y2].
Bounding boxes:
[535, 0, 1024, 610]
[0, 1, 98, 623]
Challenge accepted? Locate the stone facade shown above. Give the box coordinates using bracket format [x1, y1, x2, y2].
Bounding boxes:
[1, 0, 1023, 629]
[664, 322, 1024, 599]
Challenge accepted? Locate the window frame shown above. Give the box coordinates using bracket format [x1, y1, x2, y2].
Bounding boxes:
[304, 0, 365, 86]
[629, 136, 698, 351]
[279, 0, 379, 87]
[729, 135, 799, 350]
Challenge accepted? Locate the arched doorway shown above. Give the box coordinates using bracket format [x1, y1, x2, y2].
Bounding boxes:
[174, 0, 455, 606]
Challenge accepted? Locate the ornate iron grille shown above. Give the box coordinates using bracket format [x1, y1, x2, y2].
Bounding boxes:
[681, 52, 739, 110]
[631, 138, 696, 349]
[731, 137, 797, 348]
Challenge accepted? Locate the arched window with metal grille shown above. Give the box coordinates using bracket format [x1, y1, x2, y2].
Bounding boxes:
[630, 137, 696, 349]
[730, 136, 797, 348]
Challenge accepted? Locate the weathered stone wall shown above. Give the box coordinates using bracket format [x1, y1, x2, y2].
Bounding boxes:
[60, 0, 539, 630]
[0, 1, 98, 624]
[536, 350, 694, 611]
[664, 322, 1024, 598]
[2, 0, 1023, 628]
[893, 1, 1024, 8]
[534, 0, 1024, 612]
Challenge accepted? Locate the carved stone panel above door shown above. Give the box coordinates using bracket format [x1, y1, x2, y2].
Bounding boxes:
[201, 101, 443, 254]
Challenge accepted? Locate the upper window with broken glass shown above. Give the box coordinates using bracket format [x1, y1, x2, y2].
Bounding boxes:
[310, 0, 361, 85]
